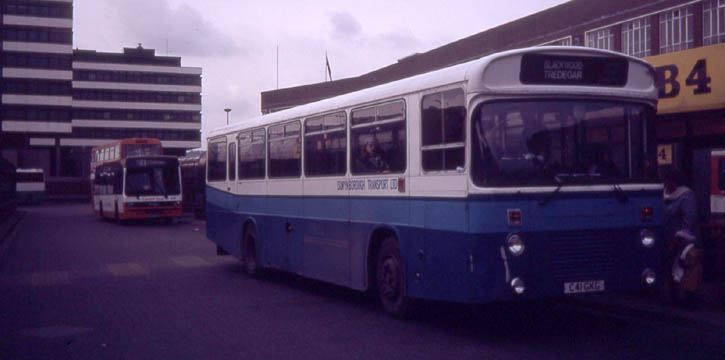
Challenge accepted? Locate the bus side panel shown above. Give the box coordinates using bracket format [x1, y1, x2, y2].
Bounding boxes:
[302, 196, 351, 287]
[262, 196, 303, 271]
[206, 186, 243, 259]
[404, 198, 473, 303]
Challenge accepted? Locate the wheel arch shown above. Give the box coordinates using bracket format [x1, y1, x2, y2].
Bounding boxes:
[240, 216, 259, 257]
[365, 225, 403, 292]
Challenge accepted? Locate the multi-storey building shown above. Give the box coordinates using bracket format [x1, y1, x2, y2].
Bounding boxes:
[71, 46, 202, 164]
[261, 0, 725, 219]
[1, 0, 74, 177]
[1, 0, 202, 196]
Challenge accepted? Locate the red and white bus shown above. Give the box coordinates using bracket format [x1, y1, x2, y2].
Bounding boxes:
[90, 138, 162, 180]
[91, 139, 182, 222]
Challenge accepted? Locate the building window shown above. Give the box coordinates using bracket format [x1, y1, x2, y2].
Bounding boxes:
[659, 6, 694, 54]
[586, 28, 614, 50]
[3, 2, 73, 18]
[540, 36, 572, 46]
[622, 17, 651, 58]
[704, 0, 725, 45]
[2, 27, 72, 44]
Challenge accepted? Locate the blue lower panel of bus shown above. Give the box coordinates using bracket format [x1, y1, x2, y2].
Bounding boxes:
[206, 187, 664, 304]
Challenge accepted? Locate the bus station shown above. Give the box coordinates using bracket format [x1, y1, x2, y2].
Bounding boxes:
[1, 0, 725, 358]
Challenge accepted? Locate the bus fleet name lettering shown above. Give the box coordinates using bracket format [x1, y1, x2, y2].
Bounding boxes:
[337, 178, 397, 191]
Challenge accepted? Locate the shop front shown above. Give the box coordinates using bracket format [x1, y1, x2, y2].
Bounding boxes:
[646, 43, 725, 298]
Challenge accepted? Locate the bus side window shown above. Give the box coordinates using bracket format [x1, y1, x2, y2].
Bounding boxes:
[421, 89, 465, 172]
[114, 167, 123, 195]
[304, 111, 347, 177]
[351, 101, 406, 175]
[268, 121, 301, 178]
[228, 143, 237, 181]
[238, 129, 266, 180]
[207, 140, 227, 182]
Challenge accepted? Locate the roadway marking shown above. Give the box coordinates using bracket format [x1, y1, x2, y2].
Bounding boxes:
[170, 256, 212, 268]
[105, 262, 149, 277]
[30, 271, 70, 287]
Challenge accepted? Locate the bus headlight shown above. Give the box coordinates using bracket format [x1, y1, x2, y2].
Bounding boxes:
[639, 229, 656, 248]
[511, 277, 526, 295]
[642, 268, 656, 285]
[506, 233, 525, 256]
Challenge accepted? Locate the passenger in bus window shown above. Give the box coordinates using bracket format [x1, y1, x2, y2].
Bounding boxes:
[355, 136, 389, 173]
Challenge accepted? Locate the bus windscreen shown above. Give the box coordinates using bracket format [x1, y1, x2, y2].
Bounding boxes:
[471, 100, 656, 187]
[125, 160, 180, 197]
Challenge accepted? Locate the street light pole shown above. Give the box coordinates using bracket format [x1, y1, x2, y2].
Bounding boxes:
[224, 108, 231, 125]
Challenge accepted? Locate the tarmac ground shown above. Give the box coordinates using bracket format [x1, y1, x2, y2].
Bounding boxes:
[1, 205, 723, 330]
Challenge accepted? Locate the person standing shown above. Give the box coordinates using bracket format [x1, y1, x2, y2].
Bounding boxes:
[662, 169, 703, 308]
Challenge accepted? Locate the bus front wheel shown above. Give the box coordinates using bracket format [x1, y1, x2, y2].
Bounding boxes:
[243, 226, 259, 276]
[376, 237, 409, 317]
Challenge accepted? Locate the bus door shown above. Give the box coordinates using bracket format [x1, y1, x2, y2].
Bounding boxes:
[227, 141, 237, 195]
[265, 121, 303, 271]
[301, 111, 350, 285]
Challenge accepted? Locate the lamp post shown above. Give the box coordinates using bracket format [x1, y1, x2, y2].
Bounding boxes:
[224, 108, 231, 125]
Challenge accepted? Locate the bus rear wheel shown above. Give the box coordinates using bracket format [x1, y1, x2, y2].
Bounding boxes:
[243, 226, 259, 276]
[376, 237, 409, 317]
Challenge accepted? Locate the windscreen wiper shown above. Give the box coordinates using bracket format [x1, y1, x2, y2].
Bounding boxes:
[611, 182, 628, 203]
[538, 174, 566, 206]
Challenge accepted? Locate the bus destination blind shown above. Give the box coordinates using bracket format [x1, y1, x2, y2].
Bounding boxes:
[520, 54, 629, 87]
[127, 158, 175, 168]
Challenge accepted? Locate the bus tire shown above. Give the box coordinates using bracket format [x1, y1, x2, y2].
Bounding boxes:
[243, 226, 259, 277]
[99, 203, 105, 220]
[376, 236, 409, 317]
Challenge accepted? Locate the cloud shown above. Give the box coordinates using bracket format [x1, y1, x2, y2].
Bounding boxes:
[377, 29, 423, 50]
[106, 0, 245, 57]
[329, 12, 362, 39]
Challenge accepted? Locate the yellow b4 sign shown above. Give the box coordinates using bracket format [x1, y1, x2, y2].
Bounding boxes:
[657, 144, 673, 165]
[646, 43, 725, 114]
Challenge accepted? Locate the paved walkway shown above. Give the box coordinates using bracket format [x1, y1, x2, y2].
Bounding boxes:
[570, 284, 725, 330]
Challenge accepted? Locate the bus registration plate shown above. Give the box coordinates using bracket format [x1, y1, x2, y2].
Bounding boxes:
[564, 280, 605, 294]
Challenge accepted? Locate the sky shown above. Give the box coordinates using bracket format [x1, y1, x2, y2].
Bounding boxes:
[72, 0, 569, 143]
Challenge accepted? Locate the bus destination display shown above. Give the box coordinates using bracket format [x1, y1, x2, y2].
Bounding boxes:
[126, 158, 175, 168]
[520, 54, 629, 86]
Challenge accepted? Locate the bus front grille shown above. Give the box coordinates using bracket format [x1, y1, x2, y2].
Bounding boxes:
[549, 230, 615, 281]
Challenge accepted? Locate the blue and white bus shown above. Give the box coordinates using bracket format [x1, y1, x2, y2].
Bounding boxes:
[206, 47, 662, 316]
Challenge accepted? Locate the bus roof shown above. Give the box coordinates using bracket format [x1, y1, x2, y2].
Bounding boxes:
[209, 46, 657, 140]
